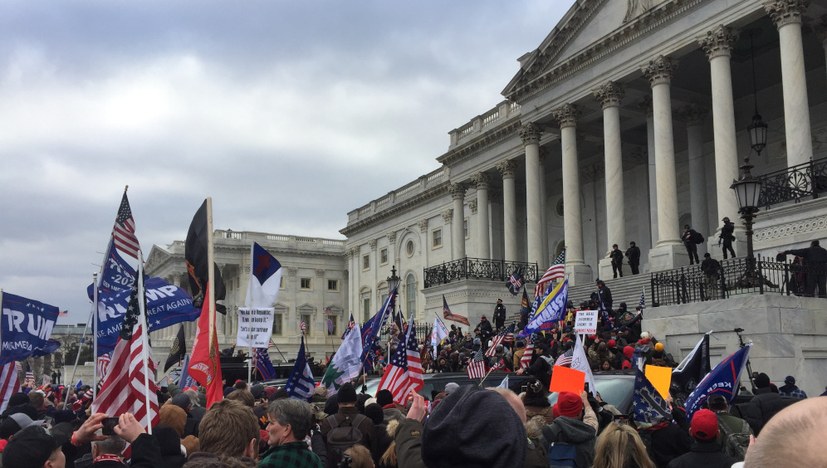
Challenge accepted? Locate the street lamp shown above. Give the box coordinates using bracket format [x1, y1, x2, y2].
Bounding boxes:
[387, 265, 401, 293]
[731, 154, 762, 287]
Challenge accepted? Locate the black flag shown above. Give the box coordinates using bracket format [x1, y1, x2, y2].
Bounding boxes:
[164, 325, 186, 372]
[185, 199, 226, 313]
[671, 333, 711, 398]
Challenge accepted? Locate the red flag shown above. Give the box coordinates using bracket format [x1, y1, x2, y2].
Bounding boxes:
[189, 285, 224, 408]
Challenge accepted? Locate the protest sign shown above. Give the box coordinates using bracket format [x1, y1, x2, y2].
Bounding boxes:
[549, 365, 586, 394]
[236, 308, 274, 348]
[574, 310, 598, 335]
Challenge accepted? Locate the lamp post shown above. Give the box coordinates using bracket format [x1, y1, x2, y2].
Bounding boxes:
[731, 123, 765, 287]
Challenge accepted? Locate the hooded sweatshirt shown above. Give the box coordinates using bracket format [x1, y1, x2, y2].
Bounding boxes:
[542, 416, 596, 468]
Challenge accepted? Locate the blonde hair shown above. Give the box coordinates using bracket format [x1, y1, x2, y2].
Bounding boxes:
[343, 444, 374, 468]
[593, 423, 655, 468]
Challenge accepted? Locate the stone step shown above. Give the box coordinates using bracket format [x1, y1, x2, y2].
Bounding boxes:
[569, 274, 652, 310]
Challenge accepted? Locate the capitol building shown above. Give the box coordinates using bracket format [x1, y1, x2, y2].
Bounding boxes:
[145, 0, 827, 396]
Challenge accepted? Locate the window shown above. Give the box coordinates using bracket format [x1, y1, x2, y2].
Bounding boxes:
[380, 248, 388, 265]
[406, 240, 414, 257]
[273, 313, 283, 336]
[362, 295, 371, 323]
[464, 218, 469, 239]
[326, 316, 337, 336]
[279, 276, 285, 289]
[406, 273, 416, 316]
[328, 279, 338, 291]
[362, 254, 370, 270]
[300, 278, 312, 290]
[300, 314, 312, 336]
[432, 229, 442, 248]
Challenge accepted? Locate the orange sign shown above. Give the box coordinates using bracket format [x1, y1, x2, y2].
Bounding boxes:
[549, 365, 586, 394]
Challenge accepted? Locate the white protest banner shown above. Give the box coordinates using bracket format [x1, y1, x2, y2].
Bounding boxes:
[574, 310, 599, 335]
[236, 308, 274, 348]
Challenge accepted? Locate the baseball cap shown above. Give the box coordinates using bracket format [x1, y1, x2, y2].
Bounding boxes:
[690, 409, 719, 441]
[3, 425, 62, 468]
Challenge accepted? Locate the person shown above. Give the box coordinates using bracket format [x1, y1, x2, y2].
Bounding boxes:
[187, 399, 260, 464]
[542, 391, 598, 468]
[719, 217, 736, 259]
[493, 299, 506, 331]
[681, 225, 701, 265]
[777, 375, 807, 399]
[733, 372, 796, 436]
[700, 253, 721, 300]
[707, 394, 751, 461]
[609, 244, 623, 278]
[625, 241, 641, 275]
[780, 240, 827, 297]
[476, 315, 494, 344]
[666, 409, 736, 468]
[86, 434, 128, 467]
[319, 383, 374, 468]
[341, 444, 374, 468]
[259, 399, 324, 468]
[595, 280, 613, 315]
[3, 425, 67, 468]
[743, 396, 827, 467]
[592, 422, 655, 468]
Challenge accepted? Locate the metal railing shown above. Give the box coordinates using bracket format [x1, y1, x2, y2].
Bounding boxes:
[650, 255, 808, 307]
[758, 156, 827, 208]
[423, 257, 538, 288]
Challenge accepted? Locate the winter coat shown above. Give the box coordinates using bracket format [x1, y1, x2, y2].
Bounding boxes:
[666, 440, 736, 468]
[541, 416, 596, 468]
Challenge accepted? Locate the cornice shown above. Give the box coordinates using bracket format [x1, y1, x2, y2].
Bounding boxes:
[505, 0, 706, 103]
[339, 181, 450, 237]
[437, 119, 523, 167]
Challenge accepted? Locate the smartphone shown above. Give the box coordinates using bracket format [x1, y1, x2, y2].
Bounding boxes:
[102, 417, 119, 436]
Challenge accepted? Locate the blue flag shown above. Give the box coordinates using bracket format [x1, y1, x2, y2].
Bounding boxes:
[523, 280, 568, 335]
[178, 354, 196, 389]
[285, 336, 315, 400]
[0, 292, 61, 365]
[633, 363, 672, 427]
[360, 289, 396, 365]
[255, 347, 277, 381]
[75, 380, 84, 391]
[684, 344, 751, 419]
[89, 243, 200, 356]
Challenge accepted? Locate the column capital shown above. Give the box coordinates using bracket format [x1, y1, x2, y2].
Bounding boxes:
[496, 159, 518, 178]
[519, 122, 542, 145]
[552, 103, 580, 129]
[418, 219, 429, 233]
[699, 25, 737, 59]
[471, 171, 489, 189]
[677, 104, 709, 125]
[387, 231, 397, 243]
[368, 239, 377, 250]
[448, 182, 467, 199]
[764, 0, 808, 28]
[642, 55, 677, 86]
[593, 81, 625, 109]
[442, 208, 454, 223]
[469, 198, 479, 214]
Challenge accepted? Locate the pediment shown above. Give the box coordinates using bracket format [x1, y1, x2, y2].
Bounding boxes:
[503, 0, 675, 101]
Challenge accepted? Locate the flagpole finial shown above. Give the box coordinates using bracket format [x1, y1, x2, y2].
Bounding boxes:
[124, 185, 128, 192]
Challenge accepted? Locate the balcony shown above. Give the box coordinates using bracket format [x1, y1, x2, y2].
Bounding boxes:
[423, 257, 538, 288]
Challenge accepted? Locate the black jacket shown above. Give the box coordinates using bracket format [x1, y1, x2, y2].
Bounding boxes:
[610, 249, 623, 265]
[625, 246, 641, 264]
[641, 422, 692, 468]
[720, 221, 735, 242]
[666, 440, 736, 468]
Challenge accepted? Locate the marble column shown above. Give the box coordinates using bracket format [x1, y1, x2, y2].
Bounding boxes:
[594, 81, 626, 253]
[765, 0, 813, 167]
[449, 183, 466, 260]
[472, 172, 491, 259]
[700, 25, 740, 229]
[552, 104, 585, 269]
[680, 105, 711, 241]
[521, 123, 543, 266]
[639, 97, 658, 248]
[643, 56, 683, 270]
[497, 160, 518, 261]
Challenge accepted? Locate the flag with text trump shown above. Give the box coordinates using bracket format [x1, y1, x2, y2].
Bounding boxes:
[378, 317, 423, 404]
[523, 279, 568, 335]
[0, 292, 61, 365]
[684, 343, 751, 419]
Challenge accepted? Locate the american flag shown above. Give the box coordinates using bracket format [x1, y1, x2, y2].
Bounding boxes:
[520, 342, 535, 370]
[96, 354, 111, 383]
[485, 324, 516, 357]
[377, 318, 423, 403]
[555, 347, 574, 367]
[0, 362, 20, 413]
[535, 250, 566, 297]
[112, 190, 140, 259]
[638, 288, 646, 310]
[467, 349, 487, 379]
[341, 313, 356, 339]
[92, 267, 159, 431]
[254, 347, 277, 381]
[21, 361, 35, 387]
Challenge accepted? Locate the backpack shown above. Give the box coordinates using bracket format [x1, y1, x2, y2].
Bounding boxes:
[548, 442, 577, 467]
[720, 419, 751, 461]
[693, 231, 705, 244]
[325, 414, 367, 465]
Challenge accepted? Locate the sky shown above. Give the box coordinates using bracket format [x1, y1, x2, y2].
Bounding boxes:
[0, 0, 574, 324]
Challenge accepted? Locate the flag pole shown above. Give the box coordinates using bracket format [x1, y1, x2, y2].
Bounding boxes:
[0, 289, 4, 353]
[205, 197, 216, 378]
[92, 272, 98, 400]
[137, 252, 154, 434]
[246, 243, 253, 383]
[64, 307, 93, 409]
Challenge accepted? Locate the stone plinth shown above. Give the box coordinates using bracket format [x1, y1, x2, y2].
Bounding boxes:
[643, 294, 827, 397]
[648, 243, 690, 271]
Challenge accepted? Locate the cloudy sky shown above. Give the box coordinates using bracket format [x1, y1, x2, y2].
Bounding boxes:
[0, 0, 574, 324]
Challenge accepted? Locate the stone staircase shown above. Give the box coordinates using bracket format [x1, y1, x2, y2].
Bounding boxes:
[568, 274, 652, 310]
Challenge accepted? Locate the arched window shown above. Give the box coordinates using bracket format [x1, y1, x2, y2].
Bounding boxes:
[405, 273, 416, 317]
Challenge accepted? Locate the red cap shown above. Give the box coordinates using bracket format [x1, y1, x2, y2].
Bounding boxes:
[607, 339, 617, 348]
[553, 391, 583, 419]
[690, 409, 719, 441]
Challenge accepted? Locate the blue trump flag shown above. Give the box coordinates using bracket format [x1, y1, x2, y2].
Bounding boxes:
[89, 242, 200, 356]
[254, 347, 277, 381]
[0, 292, 61, 365]
[285, 336, 315, 400]
[360, 289, 396, 365]
[684, 344, 752, 419]
[523, 280, 568, 335]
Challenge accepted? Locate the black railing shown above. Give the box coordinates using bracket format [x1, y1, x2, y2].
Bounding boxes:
[423, 257, 538, 288]
[650, 255, 803, 307]
[758, 156, 827, 208]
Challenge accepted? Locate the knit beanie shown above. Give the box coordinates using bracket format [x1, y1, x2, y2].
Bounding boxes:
[422, 385, 526, 468]
[553, 391, 583, 419]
